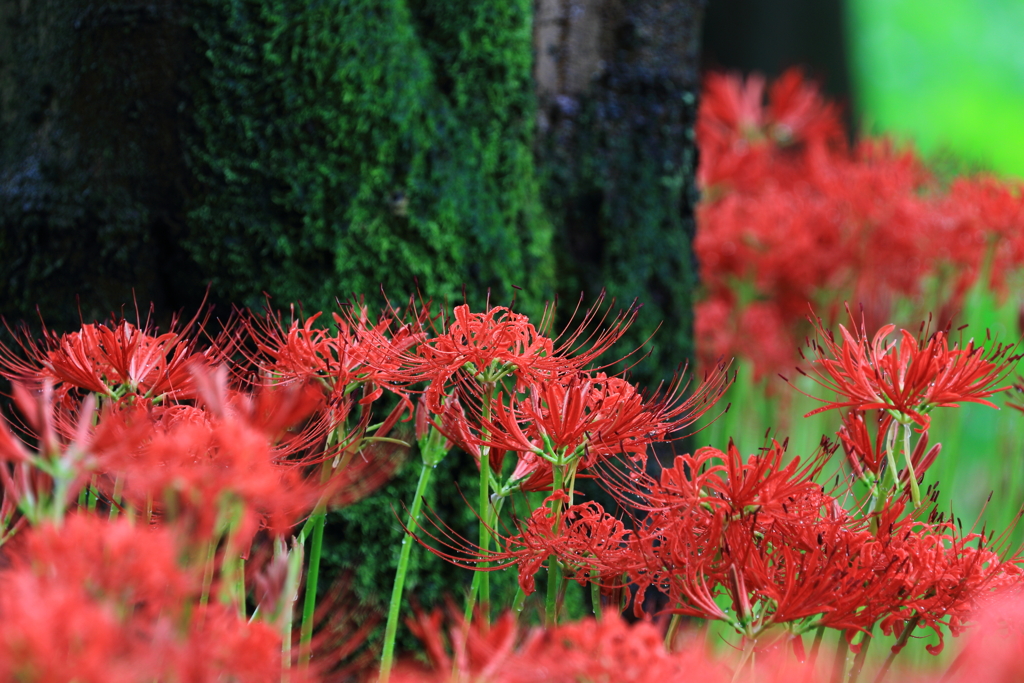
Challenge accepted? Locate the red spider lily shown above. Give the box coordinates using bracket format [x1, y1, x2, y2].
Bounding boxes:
[380, 299, 640, 415]
[92, 403, 317, 544]
[407, 491, 637, 597]
[245, 303, 426, 398]
[0, 309, 226, 401]
[697, 68, 845, 193]
[437, 364, 729, 491]
[398, 606, 520, 682]
[944, 593, 1024, 683]
[936, 176, 1024, 297]
[0, 514, 307, 683]
[799, 312, 1020, 430]
[0, 380, 98, 527]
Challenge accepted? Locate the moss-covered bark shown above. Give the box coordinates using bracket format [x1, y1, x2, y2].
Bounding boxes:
[185, 0, 554, 315]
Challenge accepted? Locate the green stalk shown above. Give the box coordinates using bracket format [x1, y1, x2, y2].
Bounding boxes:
[545, 465, 565, 627]
[476, 382, 495, 624]
[511, 585, 527, 617]
[902, 424, 922, 509]
[731, 637, 757, 683]
[830, 631, 850, 683]
[808, 625, 827, 666]
[236, 557, 246, 619]
[199, 540, 217, 609]
[591, 579, 603, 619]
[848, 627, 873, 683]
[379, 462, 434, 683]
[664, 614, 682, 651]
[281, 539, 305, 682]
[87, 475, 98, 512]
[872, 616, 918, 683]
[108, 476, 124, 521]
[298, 508, 326, 667]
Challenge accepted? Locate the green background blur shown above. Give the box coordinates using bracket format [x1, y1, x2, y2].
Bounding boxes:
[847, 0, 1024, 178]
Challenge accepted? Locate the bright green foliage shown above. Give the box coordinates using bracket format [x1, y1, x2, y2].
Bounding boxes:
[847, 0, 1024, 178]
[185, 0, 554, 314]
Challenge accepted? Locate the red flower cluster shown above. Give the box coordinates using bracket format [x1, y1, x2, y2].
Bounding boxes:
[0, 515, 300, 683]
[695, 69, 1024, 380]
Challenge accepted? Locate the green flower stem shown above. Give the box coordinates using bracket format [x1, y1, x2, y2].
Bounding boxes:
[664, 614, 682, 650]
[830, 629, 850, 683]
[281, 539, 305, 681]
[298, 507, 326, 667]
[236, 557, 246, 619]
[545, 465, 565, 627]
[902, 424, 922, 508]
[199, 540, 217, 609]
[108, 476, 124, 521]
[476, 382, 496, 624]
[511, 585, 527, 617]
[591, 579, 602, 620]
[87, 476, 98, 512]
[873, 616, 918, 683]
[848, 627, 873, 683]
[379, 461, 434, 683]
[808, 625, 827, 666]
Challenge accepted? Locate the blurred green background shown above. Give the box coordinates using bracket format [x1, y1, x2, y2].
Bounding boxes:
[847, 0, 1024, 178]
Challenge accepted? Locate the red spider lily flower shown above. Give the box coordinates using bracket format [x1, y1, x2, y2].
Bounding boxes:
[93, 402, 319, 544]
[943, 593, 1024, 683]
[246, 303, 426, 398]
[765, 68, 846, 150]
[0, 380, 98, 526]
[408, 492, 637, 598]
[868, 514, 1020, 656]
[0, 514, 306, 683]
[697, 69, 845, 192]
[799, 311, 1020, 430]
[380, 299, 640, 415]
[440, 364, 729, 490]
[0, 307, 226, 401]
[937, 176, 1024, 297]
[398, 606, 520, 682]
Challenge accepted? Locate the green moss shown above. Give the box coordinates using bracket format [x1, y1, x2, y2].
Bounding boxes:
[185, 0, 554, 315]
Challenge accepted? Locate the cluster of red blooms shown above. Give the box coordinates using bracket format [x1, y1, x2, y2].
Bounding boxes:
[695, 69, 1024, 380]
[0, 297, 1020, 681]
[0, 304, 418, 680]
[407, 306, 1024, 681]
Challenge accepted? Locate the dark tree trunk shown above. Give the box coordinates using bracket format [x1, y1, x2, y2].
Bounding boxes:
[536, 0, 707, 385]
[0, 0, 202, 331]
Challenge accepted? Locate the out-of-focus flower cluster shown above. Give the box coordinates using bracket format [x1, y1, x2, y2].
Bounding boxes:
[386, 595, 1024, 683]
[695, 69, 1024, 381]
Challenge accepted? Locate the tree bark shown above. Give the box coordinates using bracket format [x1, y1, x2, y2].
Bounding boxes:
[0, 0, 200, 331]
[536, 0, 707, 385]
